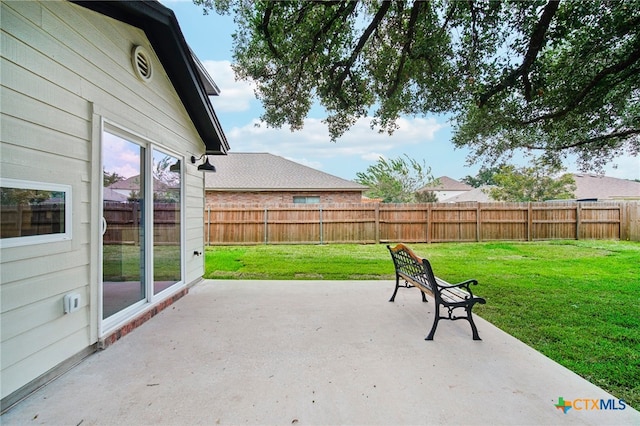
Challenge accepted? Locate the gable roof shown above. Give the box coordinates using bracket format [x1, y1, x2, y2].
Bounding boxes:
[445, 186, 495, 203]
[107, 176, 174, 191]
[103, 187, 129, 202]
[205, 153, 367, 191]
[573, 174, 640, 200]
[419, 176, 473, 192]
[73, 0, 228, 155]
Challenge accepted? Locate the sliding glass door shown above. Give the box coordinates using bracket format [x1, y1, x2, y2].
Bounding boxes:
[101, 127, 183, 326]
[102, 132, 146, 319]
[152, 149, 182, 295]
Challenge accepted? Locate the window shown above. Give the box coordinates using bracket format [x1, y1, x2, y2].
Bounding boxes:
[0, 178, 72, 248]
[293, 196, 320, 204]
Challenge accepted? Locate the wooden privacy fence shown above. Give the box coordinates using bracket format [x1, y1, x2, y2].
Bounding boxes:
[103, 201, 180, 245]
[0, 204, 65, 238]
[204, 201, 640, 245]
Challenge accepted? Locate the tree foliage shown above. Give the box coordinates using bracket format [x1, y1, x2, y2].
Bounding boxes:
[0, 188, 55, 206]
[355, 155, 433, 203]
[461, 165, 505, 188]
[196, 0, 639, 172]
[415, 189, 439, 203]
[103, 170, 124, 187]
[487, 160, 576, 201]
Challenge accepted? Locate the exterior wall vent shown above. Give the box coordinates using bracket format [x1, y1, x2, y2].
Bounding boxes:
[132, 45, 153, 82]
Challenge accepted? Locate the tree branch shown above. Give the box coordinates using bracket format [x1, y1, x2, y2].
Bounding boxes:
[259, 4, 282, 59]
[520, 41, 640, 125]
[440, 1, 458, 33]
[334, 0, 392, 91]
[312, 2, 358, 56]
[523, 128, 640, 150]
[478, 0, 560, 106]
[387, 1, 424, 97]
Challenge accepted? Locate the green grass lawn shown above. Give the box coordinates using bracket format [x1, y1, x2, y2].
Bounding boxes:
[205, 240, 640, 409]
[103, 245, 181, 282]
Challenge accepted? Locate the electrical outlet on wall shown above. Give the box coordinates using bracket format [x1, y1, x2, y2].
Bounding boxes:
[63, 293, 81, 314]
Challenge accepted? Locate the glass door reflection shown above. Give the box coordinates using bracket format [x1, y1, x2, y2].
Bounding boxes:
[102, 132, 146, 319]
[152, 150, 182, 294]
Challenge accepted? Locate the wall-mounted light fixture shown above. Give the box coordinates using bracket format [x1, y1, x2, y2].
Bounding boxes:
[169, 160, 181, 172]
[190, 154, 216, 172]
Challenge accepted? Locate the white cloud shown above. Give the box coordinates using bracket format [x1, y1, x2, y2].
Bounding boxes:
[103, 133, 141, 179]
[222, 115, 453, 178]
[202, 60, 256, 112]
[227, 115, 447, 159]
[362, 152, 385, 161]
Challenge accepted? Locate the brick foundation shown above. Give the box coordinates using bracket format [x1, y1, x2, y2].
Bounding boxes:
[99, 288, 189, 349]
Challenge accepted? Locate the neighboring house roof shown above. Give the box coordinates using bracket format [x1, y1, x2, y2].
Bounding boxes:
[446, 186, 496, 203]
[419, 176, 473, 192]
[440, 174, 640, 202]
[573, 174, 640, 200]
[103, 187, 129, 202]
[73, 0, 229, 155]
[108, 175, 143, 191]
[205, 153, 367, 192]
[107, 176, 172, 191]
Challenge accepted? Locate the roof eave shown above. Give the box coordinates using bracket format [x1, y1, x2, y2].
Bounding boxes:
[72, 0, 229, 155]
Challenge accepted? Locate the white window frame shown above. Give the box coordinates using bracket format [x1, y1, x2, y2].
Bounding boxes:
[0, 178, 72, 248]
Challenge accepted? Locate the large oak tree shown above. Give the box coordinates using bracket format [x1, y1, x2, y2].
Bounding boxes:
[196, 0, 640, 172]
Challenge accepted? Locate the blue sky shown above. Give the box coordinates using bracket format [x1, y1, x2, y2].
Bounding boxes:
[162, 1, 639, 182]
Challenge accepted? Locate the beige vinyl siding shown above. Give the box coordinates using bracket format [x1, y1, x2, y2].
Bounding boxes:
[186, 179, 207, 279]
[1, 1, 208, 400]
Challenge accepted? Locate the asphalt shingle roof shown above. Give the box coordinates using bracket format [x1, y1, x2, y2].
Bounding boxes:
[573, 174, 640, 200]
[444, 174, 640, 202]
[446, 186, 495, 202]
[419, 176, 473, 191]
[204, 153, 367, 191]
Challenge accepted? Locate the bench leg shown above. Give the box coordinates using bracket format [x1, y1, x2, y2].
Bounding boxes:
[466, 306, 482, 340]
[389, 275, 400, 302]
[425, 304, 440, 340]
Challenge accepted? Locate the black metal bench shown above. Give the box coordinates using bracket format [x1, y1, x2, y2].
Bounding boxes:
[387, 243, 486, 340]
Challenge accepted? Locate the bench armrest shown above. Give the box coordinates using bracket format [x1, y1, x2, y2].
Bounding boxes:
[435, 279, 481, 299]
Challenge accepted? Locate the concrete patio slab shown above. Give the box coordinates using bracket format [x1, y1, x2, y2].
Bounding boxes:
[3, 280, 638, 425]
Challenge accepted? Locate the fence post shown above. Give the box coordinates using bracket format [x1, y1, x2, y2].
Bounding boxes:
[133, 202, 139, 246]
[426, 204, 431, 243]
[628, 202, 640, 241]
[264, 208, 268, 245]
[319, 207, 323, 244]
[527, 202, 533, 241]
[476, 203, 481, 242]
[576, 203, 582, 240]
[620, 202, 626, 241]
[374, 203, 380, 244]
[207, 206, 210, 246]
